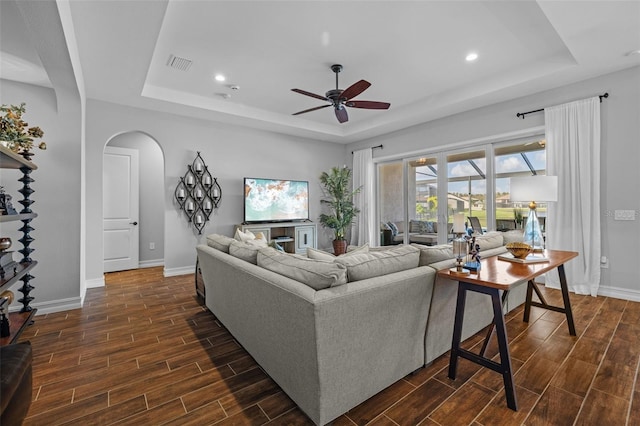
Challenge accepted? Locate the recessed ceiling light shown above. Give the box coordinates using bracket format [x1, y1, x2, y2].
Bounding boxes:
[466, 52, 478, 62]
[214, 74, 226, 82]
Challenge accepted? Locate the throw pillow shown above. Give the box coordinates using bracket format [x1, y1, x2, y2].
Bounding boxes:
[268, 240, 285, 251]
[334, 244, 420, 282]
[206, 234, 234, 253]
[257, 247, 347, 290]
[425, 221, 435, 234]
[387, 221, 399, 236]
[234, 228, 256, 242]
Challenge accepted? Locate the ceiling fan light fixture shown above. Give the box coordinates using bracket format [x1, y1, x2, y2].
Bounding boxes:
[466, 52, 479, 62]
[291, 64, 390, 123]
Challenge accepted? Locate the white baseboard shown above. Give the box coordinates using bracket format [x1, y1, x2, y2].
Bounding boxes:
[10, 297, 83, 315]
[139, 259, 164, 268]
[164, 265, 195, 277]
[85, 276, 105, 288]
[597, 285, 640, 302]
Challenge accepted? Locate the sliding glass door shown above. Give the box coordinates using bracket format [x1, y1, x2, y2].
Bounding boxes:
[447, 149, 487, 233]
[375, 135, 545, 247]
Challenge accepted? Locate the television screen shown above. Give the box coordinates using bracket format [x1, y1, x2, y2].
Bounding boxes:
[244, 178, 309, 223]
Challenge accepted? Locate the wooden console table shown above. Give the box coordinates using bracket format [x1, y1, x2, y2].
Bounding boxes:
[437, 249, 578, 411]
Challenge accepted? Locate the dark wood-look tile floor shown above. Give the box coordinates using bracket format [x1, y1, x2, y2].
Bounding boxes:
[17, 267, 640, 425]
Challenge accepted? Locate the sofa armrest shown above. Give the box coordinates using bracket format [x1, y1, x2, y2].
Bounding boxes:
[0, 341, 33, 425]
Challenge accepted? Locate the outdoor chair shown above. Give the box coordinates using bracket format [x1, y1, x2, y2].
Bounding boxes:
[467, 216, 484, 234]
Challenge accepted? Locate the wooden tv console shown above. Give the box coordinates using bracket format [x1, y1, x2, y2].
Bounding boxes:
[236, 222, 317, 255]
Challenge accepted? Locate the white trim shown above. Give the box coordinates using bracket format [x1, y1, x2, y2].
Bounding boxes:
[164, 265, 195, 277]
[85, 276, 105, 288]
[597, 285, 640, 302]
[374, 125, 545, 163]
[139, 259, 164, 268]
[10, 297, 83, 315]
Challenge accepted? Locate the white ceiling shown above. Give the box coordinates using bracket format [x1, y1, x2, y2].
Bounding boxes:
[2, 1, 640, 144]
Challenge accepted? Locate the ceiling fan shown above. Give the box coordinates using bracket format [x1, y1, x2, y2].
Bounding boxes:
[291, 64, 391, 123]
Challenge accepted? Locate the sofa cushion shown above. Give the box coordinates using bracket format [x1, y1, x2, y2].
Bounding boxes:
[257, 247, 347, 290]
[306, 247, 336, 261]
[474, 231, 504, 250]
[307, 244, 369, 261]
[334, 244, 420, 282]
[206, 234, 235, 253]
[411, 244, 454, 267]
[229, 240, 261, 264]
[502, 230, 524, 245]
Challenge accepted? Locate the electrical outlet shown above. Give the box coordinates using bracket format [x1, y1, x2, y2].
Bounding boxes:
[614, 210, 636, 221]
[149, 242, 155, 250]
[600, 256, 609, 269]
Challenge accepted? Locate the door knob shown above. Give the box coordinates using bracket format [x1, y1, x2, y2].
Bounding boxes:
[130, 221, 138, 226]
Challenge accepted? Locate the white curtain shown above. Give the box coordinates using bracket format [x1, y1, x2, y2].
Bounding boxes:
[352, 148, 376, 246]
[545, 97, 601, 296]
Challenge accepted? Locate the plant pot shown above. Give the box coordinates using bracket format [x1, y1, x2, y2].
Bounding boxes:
[333, 239, 348, 256]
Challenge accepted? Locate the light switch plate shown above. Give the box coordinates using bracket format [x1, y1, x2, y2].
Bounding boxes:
[614, 210, 636, 221]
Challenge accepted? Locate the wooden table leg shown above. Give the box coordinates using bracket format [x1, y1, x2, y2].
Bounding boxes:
[448, 282, 468, 380]
[522, 267, 576, 336]
[447, 282, 518, 411]
[490, 287, 517, 410]
[557, 264, 577, 336]
[448, 282, 518, 411]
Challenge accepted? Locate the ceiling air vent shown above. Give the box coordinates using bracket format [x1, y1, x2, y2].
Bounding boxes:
[166, 54, 192, 72]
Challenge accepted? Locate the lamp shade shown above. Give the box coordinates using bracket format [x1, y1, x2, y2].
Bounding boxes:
[510, 176, 558, 202]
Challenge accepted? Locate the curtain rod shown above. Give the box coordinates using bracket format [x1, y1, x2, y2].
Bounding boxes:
[352, 144, 383, 154]
[516, 92, 609, 119]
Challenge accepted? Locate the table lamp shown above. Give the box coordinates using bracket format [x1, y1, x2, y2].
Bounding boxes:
[450, 212, 470, 275]
[509, 175, 557, 251]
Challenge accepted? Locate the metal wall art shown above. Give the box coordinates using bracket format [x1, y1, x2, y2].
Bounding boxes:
[174, 152, 221, 234]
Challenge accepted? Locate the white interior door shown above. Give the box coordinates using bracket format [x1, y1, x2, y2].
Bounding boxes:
[103, 146, 139, 272]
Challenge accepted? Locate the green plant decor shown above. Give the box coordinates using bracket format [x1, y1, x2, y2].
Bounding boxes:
[0, 103, 47, 157]
[513, 208, 524, 225]
[319, 166, 362, 241]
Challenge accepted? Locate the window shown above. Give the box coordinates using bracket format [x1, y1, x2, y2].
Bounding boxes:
[494, 139, 547, 230]
[375, 133, 547, 246]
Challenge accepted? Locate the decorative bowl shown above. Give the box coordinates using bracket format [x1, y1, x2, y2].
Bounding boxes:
[0, 237, 11, 252]
[505, 242, 532, 259]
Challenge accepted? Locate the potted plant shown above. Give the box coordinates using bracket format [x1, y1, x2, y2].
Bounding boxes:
[0, 103, 47, 160]
[513, 208, 524, 229]
[319, 166, 361, 255]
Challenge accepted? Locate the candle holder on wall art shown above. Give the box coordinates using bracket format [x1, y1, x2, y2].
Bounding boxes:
[174, 152, 222, 234]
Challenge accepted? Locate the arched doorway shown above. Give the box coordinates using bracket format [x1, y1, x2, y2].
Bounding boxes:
[103, 132, 164, 272]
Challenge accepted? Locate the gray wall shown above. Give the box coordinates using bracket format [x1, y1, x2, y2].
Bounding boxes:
[107, 132, 165, 264]
[347, 65, 640, 300]
[0, 80, 82, 309]
[85, 99, 346, 281]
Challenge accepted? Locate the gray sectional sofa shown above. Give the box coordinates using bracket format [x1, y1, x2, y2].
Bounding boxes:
[196, 230, 525, 425]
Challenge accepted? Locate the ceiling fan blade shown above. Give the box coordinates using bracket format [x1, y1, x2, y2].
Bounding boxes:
[335, 107, 348, 123]
[340, 80, 371, 101]
[291, 88, 328, 101]
[292, 104, 331, 116]
[346, 100, 391, 110]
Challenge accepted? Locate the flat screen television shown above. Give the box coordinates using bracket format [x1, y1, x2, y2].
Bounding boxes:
[243, 177, 310, 223]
